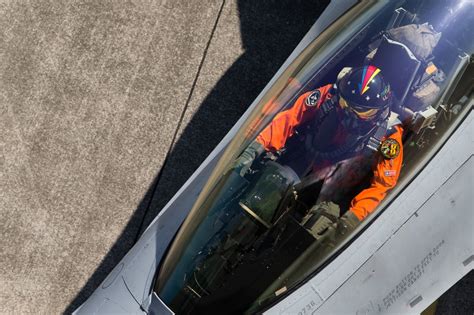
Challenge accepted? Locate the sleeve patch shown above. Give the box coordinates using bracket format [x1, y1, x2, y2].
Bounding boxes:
[305, 90, 321, 107]
[380, 138, 400, 159]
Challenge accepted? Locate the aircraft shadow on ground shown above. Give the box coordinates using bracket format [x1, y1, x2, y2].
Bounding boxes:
[64, 1, 329, 313]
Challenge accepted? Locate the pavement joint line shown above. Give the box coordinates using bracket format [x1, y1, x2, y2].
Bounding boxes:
[133, 0, 227, 243]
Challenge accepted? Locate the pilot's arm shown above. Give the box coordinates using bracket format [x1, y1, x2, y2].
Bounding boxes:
[234, 85, 332, 176]
[256, 84, 333, 151]
[349, 125, 404, 221]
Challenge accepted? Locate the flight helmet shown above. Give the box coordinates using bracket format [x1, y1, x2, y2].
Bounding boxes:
[337, 65, 392, 128]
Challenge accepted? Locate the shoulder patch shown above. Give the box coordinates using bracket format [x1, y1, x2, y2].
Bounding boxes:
[305, 90, 321, 107]
[380, 138, 401, 159]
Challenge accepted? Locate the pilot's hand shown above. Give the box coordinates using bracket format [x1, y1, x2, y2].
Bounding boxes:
[336, 211, 360, 236]
[305, 201, 340, 236]
[233, 141, 264, 176]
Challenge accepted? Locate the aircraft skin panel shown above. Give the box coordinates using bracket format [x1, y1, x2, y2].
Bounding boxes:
[266, 111, 473, 314]
[122, 154, 220, 304]
[314, 157, 473, 314]
[72, 277, 146, 315]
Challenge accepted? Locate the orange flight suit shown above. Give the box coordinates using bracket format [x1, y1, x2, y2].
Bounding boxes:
[256, 85, 403, 221]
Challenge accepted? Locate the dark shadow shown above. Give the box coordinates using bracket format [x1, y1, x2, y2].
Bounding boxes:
[139, 0, 330, 231]
[64, 1, 329, 313]
[435, 270, 474, 315]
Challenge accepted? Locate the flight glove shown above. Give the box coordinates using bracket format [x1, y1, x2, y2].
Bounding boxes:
[336, 210, 360, 236]
[305, 201, 340, 236]
[233, 141, 265, 176]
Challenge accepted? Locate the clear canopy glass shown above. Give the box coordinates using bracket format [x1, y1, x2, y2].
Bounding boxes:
[154, 1, 473, 314]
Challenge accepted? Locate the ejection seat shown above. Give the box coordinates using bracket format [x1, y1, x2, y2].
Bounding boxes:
[365, 22, 444, 133]
[370, 35, 421, 108]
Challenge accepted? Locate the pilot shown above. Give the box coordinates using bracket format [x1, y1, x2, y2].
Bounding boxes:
[234, 65, 404, 235]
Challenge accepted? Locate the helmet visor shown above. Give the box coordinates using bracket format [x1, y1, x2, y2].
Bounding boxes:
[339, 96, 379, 120]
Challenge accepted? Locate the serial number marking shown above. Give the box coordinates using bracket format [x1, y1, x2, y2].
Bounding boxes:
[382, 240, 445, 310]
[298, 300, 317, 315]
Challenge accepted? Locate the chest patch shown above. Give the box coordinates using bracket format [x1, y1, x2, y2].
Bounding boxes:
[305, 90, 321, 107]
[384, 170, 397, 177]
[380, 138, 401, 159]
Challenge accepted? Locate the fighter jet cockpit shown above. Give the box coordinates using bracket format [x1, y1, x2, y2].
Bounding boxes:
[154, 1, 473, 314]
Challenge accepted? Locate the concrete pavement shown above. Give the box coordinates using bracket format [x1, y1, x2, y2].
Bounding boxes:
[0, 1, 223, 313]
[0, 1, 327, 313]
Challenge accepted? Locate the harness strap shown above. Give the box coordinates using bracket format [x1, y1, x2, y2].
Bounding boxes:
[366, 120, 388, 152]
[307, 96, 389, 160]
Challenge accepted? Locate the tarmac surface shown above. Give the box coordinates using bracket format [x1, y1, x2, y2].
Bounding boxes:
[0, 1, 329, 313]
[0, 1, 472, 314]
